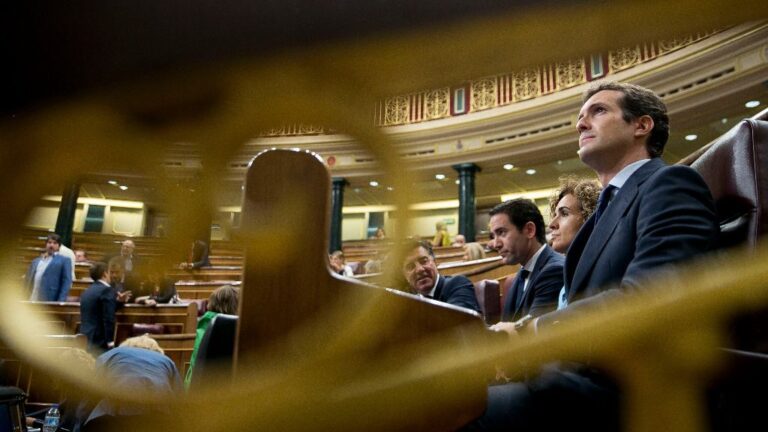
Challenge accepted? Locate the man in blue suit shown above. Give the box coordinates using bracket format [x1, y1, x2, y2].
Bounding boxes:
[26, 233, 72, 302]
[485, 199, 563, 327]
[466, 82, 718, 431]
[402, 240, 480, 313]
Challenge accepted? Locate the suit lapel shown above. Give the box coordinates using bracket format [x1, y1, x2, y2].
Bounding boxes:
[433, 275, 445, 300]
[514, 246, 551, 316]
[568, 159, 664, 299]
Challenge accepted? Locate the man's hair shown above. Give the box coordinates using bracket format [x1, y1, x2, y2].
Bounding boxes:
[108, 256, 126, 270]
[489, 198, 546, 244]
[208, 284, 240, 315]
[46, 233, 61, 245]
[549, 175, 602, 220]
[583, 81, 669, 158]
[90, 262, 108, 281]
[120, 335, 164, 354]
[330, 250, 345, 259]
[402, 239, 434, 259]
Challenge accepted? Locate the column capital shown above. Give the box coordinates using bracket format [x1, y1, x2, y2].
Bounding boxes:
[332, 177, 349, 188]
[452, 163, 481, 175]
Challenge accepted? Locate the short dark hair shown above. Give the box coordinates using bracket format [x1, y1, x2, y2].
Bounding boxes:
[401, 239, 434, 260]
[46, 233, 61, 245]
[583, 81, 669, 158]
[489, 198, 546, 244]
[90, 262, 108, 281]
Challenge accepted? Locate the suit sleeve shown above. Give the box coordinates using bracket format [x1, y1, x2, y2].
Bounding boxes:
[101, 287, 117, 345]
[444, 275, 481, 313]
[57, 259, 73, 302]
[191, 244, 210, 269]
[527, 262, 564, 317]
[538, 166, 718, 328]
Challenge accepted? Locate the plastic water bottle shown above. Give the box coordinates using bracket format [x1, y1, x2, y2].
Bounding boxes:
[42, 404, 60, 432]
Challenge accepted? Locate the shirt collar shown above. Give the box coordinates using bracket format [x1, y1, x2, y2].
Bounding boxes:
[522, 244, 546, 272]
[426, 274, 441, 298]
[608, 158, 651, 189]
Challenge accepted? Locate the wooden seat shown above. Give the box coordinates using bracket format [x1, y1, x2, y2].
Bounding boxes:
[238, 149, 490, 431]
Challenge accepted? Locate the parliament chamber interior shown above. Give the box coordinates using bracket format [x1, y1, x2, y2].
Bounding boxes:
[2, 1, 768, 431]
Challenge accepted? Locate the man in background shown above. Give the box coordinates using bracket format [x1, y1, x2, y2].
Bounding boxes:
[26, 233, 72, 301]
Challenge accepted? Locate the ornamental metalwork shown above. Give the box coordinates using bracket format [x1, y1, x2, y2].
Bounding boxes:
[512, 69, 540, 101]
[423, 88, 450, 120]
[556, 58, 587, 89]
[658, 35, 697, 54]
[470, 77, 498, 112]
[383, 95, 410, 125]
[265, 30, 719, 131]
[609, 46, 642, 72]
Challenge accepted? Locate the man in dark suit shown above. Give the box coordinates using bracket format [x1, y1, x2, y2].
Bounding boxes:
[402, 240, 480, 313]
[485, 199, 563, 327]
[79, 262, 116, 353]
[26, 233, 72, 302]
[466, 82, 719, 431]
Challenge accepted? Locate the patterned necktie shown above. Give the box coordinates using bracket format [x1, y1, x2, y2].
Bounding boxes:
[593, 185, 617, 225]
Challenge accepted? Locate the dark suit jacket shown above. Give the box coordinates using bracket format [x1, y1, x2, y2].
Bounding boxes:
[79, 281, 117, 352]
[539, 158, 719, 327]
[433, 275, 481, 313]
[190, 240, 211, 269]
[501, 244, 564, 322]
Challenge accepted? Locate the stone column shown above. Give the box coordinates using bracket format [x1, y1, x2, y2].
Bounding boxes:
[453, 163, 480, 242]
[329, 177, 348, 253]
[54, 183, 80, 248]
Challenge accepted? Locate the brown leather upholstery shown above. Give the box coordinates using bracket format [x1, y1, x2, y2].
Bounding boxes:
[683, 119, 768, 249]
[188, 299, 208, 317]
[473, 280, 501, 325]
[131, 323, 165, 336]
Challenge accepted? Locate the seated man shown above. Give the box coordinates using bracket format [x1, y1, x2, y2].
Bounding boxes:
[487, 198, 563, 325]
[85, 335, 181, 428]
[180, 240, 211, 269]
[402, 240, 480, 313]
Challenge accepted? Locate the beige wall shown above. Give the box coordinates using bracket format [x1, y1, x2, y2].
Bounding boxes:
[342, 213, 367, 241]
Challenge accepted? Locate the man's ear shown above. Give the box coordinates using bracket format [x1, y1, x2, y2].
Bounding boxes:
[635, 115, 654, 139]
[524, 221, 537, 239]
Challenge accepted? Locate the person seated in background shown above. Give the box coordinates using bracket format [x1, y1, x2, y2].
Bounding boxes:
[74, 249, 90, 263]
[371, 227, 386, 240]
[548, 176, 601, 309]
[180, 240, 211, 269]
[185, 284, 240, 389]
[84, 335, 181, 429]
[432, 221, 451, 247]
[402, 240, 480, 313]
[463, 242, 486, 261]
[79, 262, 116, 353]
[329, 250, 355, 277]
[133, 270, 178, 306]
[486, 198, 563, 327]
[108, 257, 135, 304]
[25, 348, 95, 432]
[452, 234, 467, 247]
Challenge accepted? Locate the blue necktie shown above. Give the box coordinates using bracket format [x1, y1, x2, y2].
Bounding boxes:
[593, 185, 617, 225]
